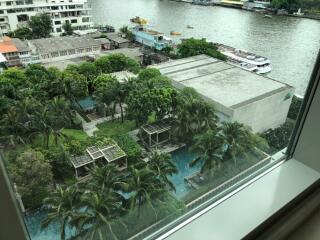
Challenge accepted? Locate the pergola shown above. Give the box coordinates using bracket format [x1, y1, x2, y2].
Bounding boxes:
[140, 121, 171, 149]
[71, 143, 127, 179]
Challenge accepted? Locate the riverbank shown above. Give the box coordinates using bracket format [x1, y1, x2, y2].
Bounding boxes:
[168, 0, 320, 21]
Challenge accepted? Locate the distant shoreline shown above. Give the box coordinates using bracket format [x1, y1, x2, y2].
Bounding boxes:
[168, 0, 320, 21]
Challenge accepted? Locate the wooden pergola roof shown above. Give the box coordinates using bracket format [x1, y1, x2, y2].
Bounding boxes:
[71, 154, 94, 169]
[86, 144, 126, 163]
[141, 122, 171, 135]
[71, 143, 126, 169]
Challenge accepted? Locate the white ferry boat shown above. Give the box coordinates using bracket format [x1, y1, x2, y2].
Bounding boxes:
[217, 44, 272, 74]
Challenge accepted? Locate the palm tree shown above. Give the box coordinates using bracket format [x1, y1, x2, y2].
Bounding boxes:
[190, 128, 225, 176]
[174, 87, 218, 142]
[149, 151, 178, 191]
[30, 106, 66, 148]
[115, 81, 129, 123]
[42, 186, 81, 240]
[72, 191, 127, 240]
[221, 122, 254, 166]
[49, 97, 75, 128]
[193, 100, 217, 133]
[87, 164, 129, 193]
[128, 165, 166, 218]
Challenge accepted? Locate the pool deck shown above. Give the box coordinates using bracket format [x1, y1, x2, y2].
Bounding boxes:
[142, 142, 186, 163]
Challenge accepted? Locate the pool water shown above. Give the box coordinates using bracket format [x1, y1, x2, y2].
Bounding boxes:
[169, 147, 202, 199]
[25, 147, 200, 240]
[25, 209, 76, 240]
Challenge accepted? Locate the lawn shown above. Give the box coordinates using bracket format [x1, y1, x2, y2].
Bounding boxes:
[96, 120, 136, 137]
[62, 129, 88, 142]
[30, 128, 88, 148]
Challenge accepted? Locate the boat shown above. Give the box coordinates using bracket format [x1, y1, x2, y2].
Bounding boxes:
[216, 43, 272, 74]
[130, 16, 148, 25]
[264, 14, 272, 18]
[170, 31, 181, 36]
[187, 25, 194, 29]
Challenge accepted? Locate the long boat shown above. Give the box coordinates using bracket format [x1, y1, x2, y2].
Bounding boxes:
[216, 43, 272, 74]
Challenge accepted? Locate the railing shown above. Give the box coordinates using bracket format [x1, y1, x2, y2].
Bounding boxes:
[128, 154, 272, 240]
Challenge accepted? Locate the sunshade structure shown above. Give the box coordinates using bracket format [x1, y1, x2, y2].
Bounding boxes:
[140, 121, 171, 149]
[71, 143, 127, 179]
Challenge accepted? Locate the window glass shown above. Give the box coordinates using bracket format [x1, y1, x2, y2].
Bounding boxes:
[0, 1, 319, 240]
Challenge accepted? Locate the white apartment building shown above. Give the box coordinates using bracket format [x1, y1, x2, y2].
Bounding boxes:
[0, 0, 93, 36]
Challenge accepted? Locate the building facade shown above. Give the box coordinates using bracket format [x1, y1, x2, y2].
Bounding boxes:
[131, 26, 172, 51]
[0, 36, 40, 66]
[0, 0, 93, 36]
[28, 35, 102, 63]
[152, 55, 295, 133]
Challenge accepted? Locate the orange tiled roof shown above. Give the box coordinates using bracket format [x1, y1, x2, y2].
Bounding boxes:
[0, 37, 18, 53]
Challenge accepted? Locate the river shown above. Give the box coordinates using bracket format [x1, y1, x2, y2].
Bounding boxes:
[91, 0, 320, 96]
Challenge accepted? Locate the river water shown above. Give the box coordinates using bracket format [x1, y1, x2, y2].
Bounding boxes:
[91, 0, 320, 95]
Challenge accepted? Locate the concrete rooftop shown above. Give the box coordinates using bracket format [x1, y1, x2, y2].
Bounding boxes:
[29, 36, 102, 54]
[152, 55, 293, 109]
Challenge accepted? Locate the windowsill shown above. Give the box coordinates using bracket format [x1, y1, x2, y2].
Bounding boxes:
[160, 159, 320, 240]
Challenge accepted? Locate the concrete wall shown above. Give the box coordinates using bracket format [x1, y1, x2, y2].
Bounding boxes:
[232, 87, 295, 132]
[38, 46, 101, 63]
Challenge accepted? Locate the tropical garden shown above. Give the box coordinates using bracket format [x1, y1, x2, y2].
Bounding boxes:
[0, 50, 290, 240]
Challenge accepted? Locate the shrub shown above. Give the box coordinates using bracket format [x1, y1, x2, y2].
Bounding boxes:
[113, 134, 142, 165]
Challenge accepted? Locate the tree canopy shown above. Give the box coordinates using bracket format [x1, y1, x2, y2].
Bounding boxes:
[62, 22, 73, 36]
[28, 13, 52, 39]
[177, 38, 227, 61]
[8, 149, 53, 208]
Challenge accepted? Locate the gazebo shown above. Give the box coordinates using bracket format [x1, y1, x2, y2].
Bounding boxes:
[71, 143, 127, 179]
[140, 121, 171, 149]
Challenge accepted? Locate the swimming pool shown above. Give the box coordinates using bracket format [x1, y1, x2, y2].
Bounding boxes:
[169, 147, 202, 199]
[25, 147, 200, 240]
[25, 209, 76, 240]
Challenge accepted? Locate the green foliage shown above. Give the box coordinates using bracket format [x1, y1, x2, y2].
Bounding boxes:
[127, 72, 177, 126]
[0, 67, 27, 87]
[96, 120, 136, 138]
[39, 146, 74, 181]
[149, 151, 178, 191]
[272, 0, 290, 9]
[190, 128, 225, 176]
[95, 53, 140, 74]
[9, 27, 33, 40]
[120, 25, 135, 42]
[113, 134, 142, 164]
[137, 68, 162, 82]
[271, 0, 317, 12]
[42, 186, 81, 240]
[62, 70, 88, 99]
[62, 22, 73, 36]
[177, 38, 227, 61]
[64, 139, 86, 155]
[62, 129, 88, 142]
[75, 62, 98, 92]
[261, 122, 294, 152]
[28, 13, 52, 39]
[8, 149, 53, 209]
[173, 87, 217, 142]
[288, 95, 303, 120]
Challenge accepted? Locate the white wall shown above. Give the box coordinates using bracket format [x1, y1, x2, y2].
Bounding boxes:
[232, 87, 295, 133]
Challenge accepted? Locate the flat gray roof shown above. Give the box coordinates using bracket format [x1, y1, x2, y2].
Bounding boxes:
[152, 55, 294, 109]
[106, 35, 129, 44]
[29, 36, 101, 54]
[12, 38, 29, 52]
[98, 47, 143, 60]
